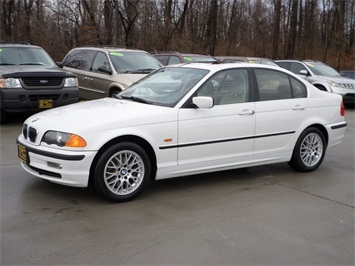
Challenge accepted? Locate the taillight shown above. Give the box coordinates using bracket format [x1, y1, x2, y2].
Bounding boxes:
[340, 102, 345, 116]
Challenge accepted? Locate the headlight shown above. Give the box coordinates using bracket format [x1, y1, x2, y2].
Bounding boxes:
[0, 78, 23, 88]
[64, 77, 78, 88]
[326, 80, 342, 88]
[42, 131, 87, 147]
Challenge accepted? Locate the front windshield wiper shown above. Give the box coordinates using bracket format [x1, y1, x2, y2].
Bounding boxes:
[123, 68, 156, 74]
[115, 95, 152, 104]
[0, 63, 16, 65]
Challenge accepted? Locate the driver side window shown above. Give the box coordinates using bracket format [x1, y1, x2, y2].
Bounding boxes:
[92, 52, 111, 73]
[197, 69, 249, 105]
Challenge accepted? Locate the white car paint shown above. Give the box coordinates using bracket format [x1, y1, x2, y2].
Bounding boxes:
[17, 63, 347, 197]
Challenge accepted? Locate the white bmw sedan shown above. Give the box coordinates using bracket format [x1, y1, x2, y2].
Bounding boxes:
[17, 63, 347, 202]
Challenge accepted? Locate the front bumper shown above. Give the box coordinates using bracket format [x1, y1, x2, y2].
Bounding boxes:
[1, 87, 79, 112]
[17, 136, 96, 187]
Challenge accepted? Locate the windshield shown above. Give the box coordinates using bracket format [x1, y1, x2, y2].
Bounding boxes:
[109, 51, 162, 73]
[0, 47, 57, 66]
[306, 63, 341, 77]
[116, 67, 209, 107]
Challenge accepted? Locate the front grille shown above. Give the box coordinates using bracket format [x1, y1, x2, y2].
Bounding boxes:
[340, 83, 355, 89]
[22, 124, 28, 139]
[22, 124, 38, 143]
[28, 94, 60, 101]
[21, 77, 64, 88]
[28, 127, 38, 142]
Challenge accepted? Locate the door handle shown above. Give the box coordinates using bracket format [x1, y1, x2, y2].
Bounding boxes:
[238, 109, 255, 115]
[292, 104, 306, 110]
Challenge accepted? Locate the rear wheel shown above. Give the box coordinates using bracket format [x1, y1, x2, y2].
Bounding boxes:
[288, 127, 326, 172]
[94, 142, 151, 202]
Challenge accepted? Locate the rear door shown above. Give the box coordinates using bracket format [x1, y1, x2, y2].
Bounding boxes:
[253, 68, 308, 154]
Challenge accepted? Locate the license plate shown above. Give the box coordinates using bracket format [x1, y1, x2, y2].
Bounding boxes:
[17, 144, 28, 164]
[38, 99, 53, 108]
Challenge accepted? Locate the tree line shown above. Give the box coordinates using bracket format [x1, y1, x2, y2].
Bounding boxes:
[1, 0, 354, 70]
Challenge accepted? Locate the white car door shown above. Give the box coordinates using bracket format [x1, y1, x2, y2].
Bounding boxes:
[177, 69, 256, 168]
[253, 68, 308, 154]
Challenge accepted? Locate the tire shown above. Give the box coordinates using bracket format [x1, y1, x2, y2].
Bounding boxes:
[94, 142, 151, 202]
[288, 127, 326, 172]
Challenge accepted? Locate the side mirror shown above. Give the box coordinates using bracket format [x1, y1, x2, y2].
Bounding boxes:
[299, 70, 309, 76]
[56, 62, 63, 68]
[192, 96, 214, 108]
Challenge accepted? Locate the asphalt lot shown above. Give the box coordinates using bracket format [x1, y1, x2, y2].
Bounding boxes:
[1, 109, 354, 265]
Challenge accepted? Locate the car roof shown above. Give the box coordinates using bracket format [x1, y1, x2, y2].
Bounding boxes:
[71, 46, 148, 53]
[275, 59, 326, 64]
[0, 43, 41, 48]
[169, 62, 282, 72]
[153, 51, 214, 57]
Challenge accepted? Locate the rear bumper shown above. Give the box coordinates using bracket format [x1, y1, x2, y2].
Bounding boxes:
[0, 87, 79, 112]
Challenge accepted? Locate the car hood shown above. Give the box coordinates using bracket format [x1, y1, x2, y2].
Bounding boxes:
[0, 65, 75, 77]
[317, 75, 355, 84]
[25, 98, 173, 135]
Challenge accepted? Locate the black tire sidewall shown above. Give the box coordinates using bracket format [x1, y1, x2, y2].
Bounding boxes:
[94, 142, 151, 202]
[289, 127, 326, 172]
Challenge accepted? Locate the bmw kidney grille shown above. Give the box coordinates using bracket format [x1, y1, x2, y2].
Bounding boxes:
[22, 124, 38, 143]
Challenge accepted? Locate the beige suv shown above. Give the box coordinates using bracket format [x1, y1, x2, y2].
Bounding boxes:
[60, 47, 162, 100]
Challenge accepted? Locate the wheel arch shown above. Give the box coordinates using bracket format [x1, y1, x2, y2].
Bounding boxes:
[312, 83, 328, 92]
[303, 123, 329, 146]
[108, 86, 123, 97]
[89, 135, 157, 186]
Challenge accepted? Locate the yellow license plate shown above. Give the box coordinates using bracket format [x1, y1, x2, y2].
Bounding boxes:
[17, 144, 27, 164]
[38, 99, 53, 108]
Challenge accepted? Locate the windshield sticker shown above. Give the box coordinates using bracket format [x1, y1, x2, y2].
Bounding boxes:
[306, 63, 314, 67]
[183, 57, 192, 61]
[0, 48, 2, 52]
[110, 52, 124, 56]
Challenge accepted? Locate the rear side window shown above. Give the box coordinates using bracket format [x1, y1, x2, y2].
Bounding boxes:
[255, 69, 306, 101]
[275, 62, 290, 69]
[169, 56, 181, 65]
[290, 77, 307, 98]
[63, 49, 97, 71]
[290, 62, 307, 75]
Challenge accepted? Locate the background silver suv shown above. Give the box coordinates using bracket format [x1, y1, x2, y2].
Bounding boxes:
[275, 60, 355, 107]
[60, 47, 162, 100]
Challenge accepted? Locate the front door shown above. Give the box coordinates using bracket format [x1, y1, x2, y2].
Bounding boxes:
[177, 68, 256, 169]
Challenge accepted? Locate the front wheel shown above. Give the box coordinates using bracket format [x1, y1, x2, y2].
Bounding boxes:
[94, 142, 151, 202]
[288, 127, 326, 172]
